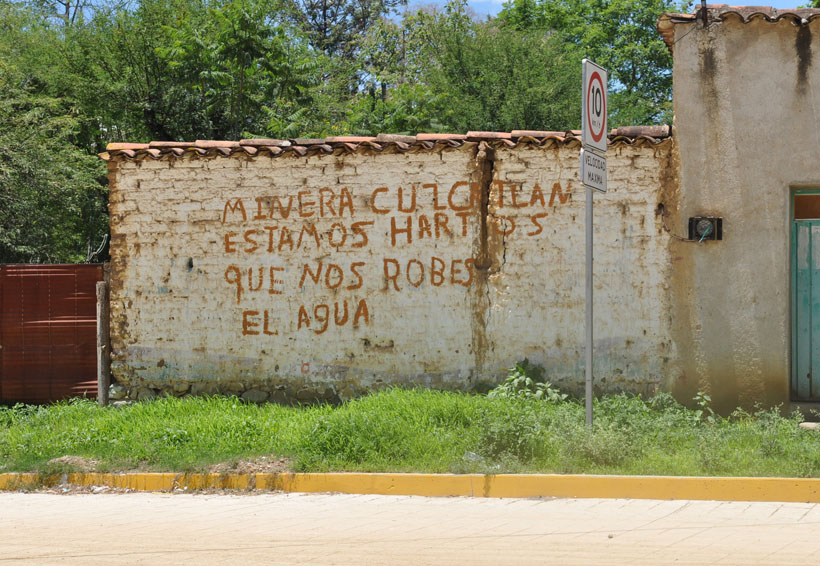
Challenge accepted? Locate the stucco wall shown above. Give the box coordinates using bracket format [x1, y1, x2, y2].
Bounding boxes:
[668, 16, 820, 410]
[107, 139, 674, 402]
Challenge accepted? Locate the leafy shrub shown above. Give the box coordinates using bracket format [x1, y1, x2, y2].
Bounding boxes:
[0, 407, 11, 428]
[565, 425, 636, 468]
[488, 360, 568, 403]
[693, 391, 716, 424]
[476, 399, 556, 462]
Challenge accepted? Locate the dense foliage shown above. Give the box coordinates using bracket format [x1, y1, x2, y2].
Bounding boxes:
[0, 0, 688, 263]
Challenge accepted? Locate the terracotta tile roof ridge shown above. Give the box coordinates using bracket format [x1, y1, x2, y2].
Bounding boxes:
[658, 5, 820, 52]
[100, 127, 671, 161]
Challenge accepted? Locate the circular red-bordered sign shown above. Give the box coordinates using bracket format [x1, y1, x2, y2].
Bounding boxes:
[586, 71, 606, 143]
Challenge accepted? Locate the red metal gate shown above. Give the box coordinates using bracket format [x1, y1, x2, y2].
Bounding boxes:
[0, 264, 102, 403]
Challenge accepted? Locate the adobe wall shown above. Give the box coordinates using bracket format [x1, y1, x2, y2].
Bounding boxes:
[106, 137, 675, 403]
[667, 14, 820, 411]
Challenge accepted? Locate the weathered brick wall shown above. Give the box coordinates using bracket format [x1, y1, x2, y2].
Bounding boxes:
[107, 139, 674, 402]
[489, 144, 676, 394]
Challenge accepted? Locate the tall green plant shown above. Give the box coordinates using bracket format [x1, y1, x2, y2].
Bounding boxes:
[488, 360, 568, 402]
[157, 0, 314, 140]
[0, 3, 108, 263]
[0, 90, 107, 262]
[416, 0, 582, 132]
[499, 0, 691, 126]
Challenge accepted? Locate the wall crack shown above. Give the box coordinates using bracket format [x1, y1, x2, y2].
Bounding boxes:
[469, 142, 499, 377]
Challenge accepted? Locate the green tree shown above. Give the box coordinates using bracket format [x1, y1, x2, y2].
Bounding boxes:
[76, 0, 209, 143]
[0, 3, 107, 262]
[337, 12, 436, 134]
[5, 0, 201, 146]
[284, 0, 407, 58]
[499, 0, 690, 125]
[418, 0, 582, 132]
[29, 0, 99, 26]
[0, 82, 107, 263]
[24, 0, 318, 143]
[344, 82, 441, 135]
[158, 0, 314, 140]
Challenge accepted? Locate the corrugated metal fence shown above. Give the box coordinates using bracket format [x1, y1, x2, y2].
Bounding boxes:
[0, 264, 103, 403]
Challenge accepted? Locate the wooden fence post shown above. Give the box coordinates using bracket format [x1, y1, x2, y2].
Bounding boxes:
[96, 280, 110, 407]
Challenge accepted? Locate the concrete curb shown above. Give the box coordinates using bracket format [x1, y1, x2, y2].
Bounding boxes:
[3, 472, 820, 501]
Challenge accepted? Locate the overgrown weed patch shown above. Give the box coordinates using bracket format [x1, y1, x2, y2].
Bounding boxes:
[1, 389, 819, 476]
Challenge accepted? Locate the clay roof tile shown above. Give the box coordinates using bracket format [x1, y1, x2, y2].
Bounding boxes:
[195, 140, 240, 149]
[416, 133, 467, 141]
[325, 136, 377, 143]
[149, 141, 195, 148]
[104, 128, 672, 162]
[511, 130, 566, 139]
[466, 131, 513, 141]
[292, 138, 326, 146]
[376, 133, 417, 143]
[658, 5, 820, 53]
[239, 138, 290, 147]
[610, 125, 671, 138]
[106, 143, 149, 151]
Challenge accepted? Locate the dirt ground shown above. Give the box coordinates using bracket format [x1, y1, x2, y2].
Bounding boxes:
[31, 454, 292, 495]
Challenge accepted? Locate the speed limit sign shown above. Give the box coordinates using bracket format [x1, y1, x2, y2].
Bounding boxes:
[582, 59, 607, 153]
[580, 59, 608, 429]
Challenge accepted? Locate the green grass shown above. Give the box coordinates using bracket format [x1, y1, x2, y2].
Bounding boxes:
[2, 389, 820, 477]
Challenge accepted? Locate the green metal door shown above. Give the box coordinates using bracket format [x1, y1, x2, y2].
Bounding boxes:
[792, 220, 820, 401]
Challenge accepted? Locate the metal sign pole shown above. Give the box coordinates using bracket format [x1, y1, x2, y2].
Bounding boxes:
[585, 187, 593, 428]
[581, 58, 606, 430]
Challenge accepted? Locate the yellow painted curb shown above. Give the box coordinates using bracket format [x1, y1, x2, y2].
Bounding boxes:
[3, 472, 820, 502]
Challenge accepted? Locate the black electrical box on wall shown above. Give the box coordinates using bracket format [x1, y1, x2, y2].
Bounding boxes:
[688, 217, 723, 241]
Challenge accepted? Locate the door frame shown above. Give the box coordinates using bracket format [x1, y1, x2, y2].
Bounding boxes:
[790, 189, 820, 402]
